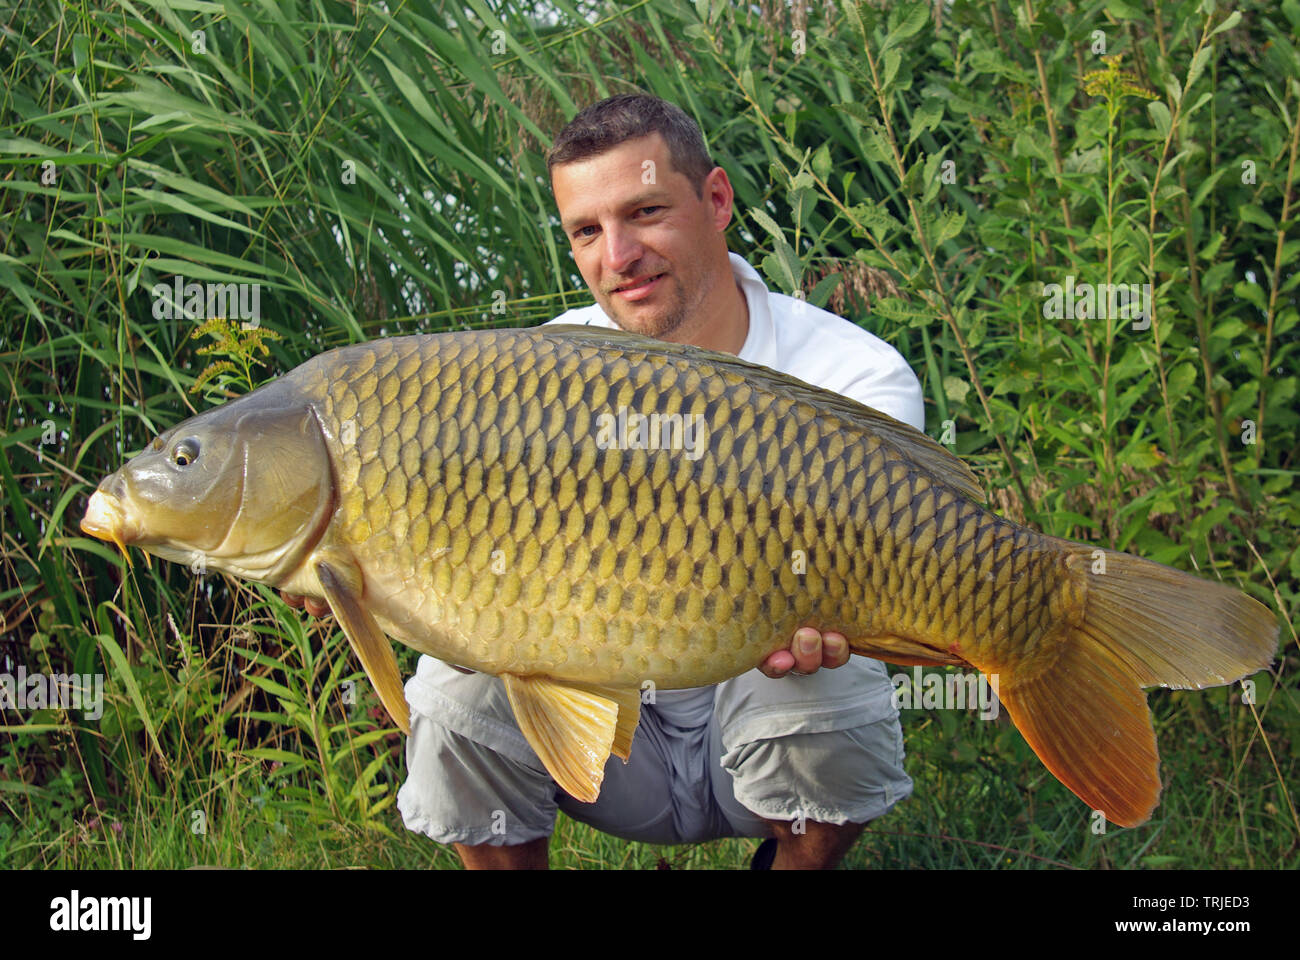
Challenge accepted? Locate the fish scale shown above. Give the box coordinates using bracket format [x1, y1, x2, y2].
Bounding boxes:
[81, 324, 1277, 823]
[282, 330, 1072, 689]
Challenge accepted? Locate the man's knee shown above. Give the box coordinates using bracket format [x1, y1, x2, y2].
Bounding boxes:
[718, 717, 913, 827]
[398, 668, 559, 846]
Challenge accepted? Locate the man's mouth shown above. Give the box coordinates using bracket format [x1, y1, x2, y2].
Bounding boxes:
[612, 273, 666, 301]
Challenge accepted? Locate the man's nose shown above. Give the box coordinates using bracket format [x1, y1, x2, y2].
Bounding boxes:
[601, 224, 643, 274]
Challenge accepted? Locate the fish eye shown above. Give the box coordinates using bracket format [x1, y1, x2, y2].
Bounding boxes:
[172, 437, 201, 467]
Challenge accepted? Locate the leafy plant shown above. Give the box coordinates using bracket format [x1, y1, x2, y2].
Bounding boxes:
[189, 317, 283, 397]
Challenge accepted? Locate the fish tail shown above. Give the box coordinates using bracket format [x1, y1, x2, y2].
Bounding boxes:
[988, 544, 1277, 828]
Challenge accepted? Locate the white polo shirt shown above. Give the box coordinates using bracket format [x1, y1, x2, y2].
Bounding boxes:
[546, 251, 925, 431]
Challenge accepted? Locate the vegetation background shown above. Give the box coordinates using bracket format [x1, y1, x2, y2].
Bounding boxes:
[0, 0, 1295, 869]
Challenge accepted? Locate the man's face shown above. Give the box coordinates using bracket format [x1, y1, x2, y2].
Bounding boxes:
[552, 133, 732, 340]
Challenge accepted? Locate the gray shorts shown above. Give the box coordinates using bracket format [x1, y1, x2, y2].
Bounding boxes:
[396, 655, 913, 847]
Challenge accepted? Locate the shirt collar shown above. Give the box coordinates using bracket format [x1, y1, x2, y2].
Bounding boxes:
[730, 251, 779, 368]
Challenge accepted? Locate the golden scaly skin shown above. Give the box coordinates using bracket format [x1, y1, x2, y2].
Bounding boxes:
[281, 328, 1077, 689]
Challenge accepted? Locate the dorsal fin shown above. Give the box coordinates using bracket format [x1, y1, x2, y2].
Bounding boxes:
[537, 324, 985, 503]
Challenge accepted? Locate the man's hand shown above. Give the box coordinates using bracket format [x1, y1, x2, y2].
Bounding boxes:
[759, 628, 850, 679]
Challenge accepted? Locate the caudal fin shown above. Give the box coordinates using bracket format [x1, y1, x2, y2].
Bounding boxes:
[993, 546, 1277, 828]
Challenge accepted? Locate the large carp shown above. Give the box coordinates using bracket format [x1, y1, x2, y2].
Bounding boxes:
[81, 326, 1276, 826]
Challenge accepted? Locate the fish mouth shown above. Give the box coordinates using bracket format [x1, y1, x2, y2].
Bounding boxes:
[80, 489, 136, 568]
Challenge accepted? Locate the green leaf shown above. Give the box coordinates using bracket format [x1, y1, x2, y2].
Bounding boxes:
[790, 186, 817, 226]
[128, 160, 257, 216]
[863, 129, 893, 164]
[1118, 442, 1163, 469]
[1148, 101, 1172, 137]
[749, 207, 786, 243]
[1210, 10, 1242, 36]
[1201, 260, 1234, 293]
[1186, 45, 1211, 91]
[812, 142, 833, 182]
[885, 2, 930, 48]
[1211, 317, 1247, 340]
[922, 150, 948, 204]
[1191, 167, 1229, 208]
[836, 100, 875, 126]
[761, 252, 797, 291]
[127, 188, 254, 234]
[1239, 204, 1276, 230]
[245, 673, 301, 703]
[870, 296, 932, 326]
[807, 272, 842, 308]
[98, 631, 168, 769]
[1233, 281, 1267, 311]
[841, 0, 867, 41]
[909, 99, 944, 145]
[967, 49, 1032, 82]
[72, 34, 89, 71]
[1013, 129, 1051, 162]
[1167, 363, 1197, 399]
[751, 209, 801, 290]
[900, 156, 925, 195]
[933, 208, 966, 245]
[882, 49, 901, 89]
[849, 199, 903, 237]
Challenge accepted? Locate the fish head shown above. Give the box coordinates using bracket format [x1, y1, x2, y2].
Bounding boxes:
[81, 392, 334, 585]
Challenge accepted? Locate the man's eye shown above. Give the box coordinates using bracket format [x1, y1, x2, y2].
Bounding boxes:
[638, 206, 662, 216]
[575, 225, 598, 238]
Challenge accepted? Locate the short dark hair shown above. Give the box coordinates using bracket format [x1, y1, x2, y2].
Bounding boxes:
[546, 94, 715, 197]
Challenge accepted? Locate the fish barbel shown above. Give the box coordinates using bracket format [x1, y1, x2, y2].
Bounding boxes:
[80, 326, 1276, 826]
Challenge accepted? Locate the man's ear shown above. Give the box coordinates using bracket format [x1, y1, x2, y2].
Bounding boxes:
[705, 166, 734, 231]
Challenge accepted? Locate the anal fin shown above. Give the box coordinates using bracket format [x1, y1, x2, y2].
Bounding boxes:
[502, 675, 636, 802]
[569, 682, 642, 761]
[316, 560, 411, 736]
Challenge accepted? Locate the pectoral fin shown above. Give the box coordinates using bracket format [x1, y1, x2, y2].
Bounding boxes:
[502, 675, 640, 802]
[315, 560, 410, 736]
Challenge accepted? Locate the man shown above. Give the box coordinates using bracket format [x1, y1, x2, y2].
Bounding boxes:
[289, 94, 923, 869]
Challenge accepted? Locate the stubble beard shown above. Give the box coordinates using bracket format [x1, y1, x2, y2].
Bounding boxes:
[608, 269, 711, 342]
